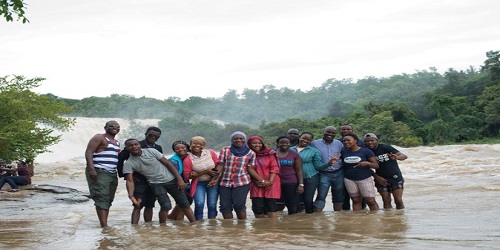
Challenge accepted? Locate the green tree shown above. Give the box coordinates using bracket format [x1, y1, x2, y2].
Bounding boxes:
[354, 111, 420, 147]
[1, 0, 29, 23]
[482, 50, 500, 83]
[0, 75, 75, 165]
[477, 85, 500, 136]
[425, 119, 453, 144]
[158, 117, 192, 151]
[452, 115, 484, 141]
[426, 94, 475, 120]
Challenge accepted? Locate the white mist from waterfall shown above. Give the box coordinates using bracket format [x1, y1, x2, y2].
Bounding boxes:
[34, 117, 160, 180]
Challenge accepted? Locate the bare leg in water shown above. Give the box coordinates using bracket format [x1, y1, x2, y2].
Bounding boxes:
[168, 205, 186, 220]
[222, 212, 233, 219]
[96, 208, 109, 227]
[181, 207, 196, 222]
[159, 210, 169, 223]
[267, 212, 278, 218]
[363, 197, 379, 211]
[143, 207, 153, 221]
[236, 211, 247, 220]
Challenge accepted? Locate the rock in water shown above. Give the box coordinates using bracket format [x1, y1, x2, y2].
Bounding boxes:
[24, 184, 90, 203]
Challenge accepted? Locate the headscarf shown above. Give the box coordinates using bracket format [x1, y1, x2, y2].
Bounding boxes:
[248, 136, 275, 156]
[229, 131, 250, 157]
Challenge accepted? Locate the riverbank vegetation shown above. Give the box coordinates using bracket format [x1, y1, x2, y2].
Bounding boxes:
[56, 51, 500, 152]
[0, 76, 74, 165]
[2, 51, 499, 156]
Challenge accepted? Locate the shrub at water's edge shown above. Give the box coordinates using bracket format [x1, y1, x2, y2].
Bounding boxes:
[0, 76, 75, 174]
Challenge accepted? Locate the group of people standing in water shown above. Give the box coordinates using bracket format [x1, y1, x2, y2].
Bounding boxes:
[85, 121, 407, 227]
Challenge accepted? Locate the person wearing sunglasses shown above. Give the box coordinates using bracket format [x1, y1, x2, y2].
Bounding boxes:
[117, 126, 163, 224]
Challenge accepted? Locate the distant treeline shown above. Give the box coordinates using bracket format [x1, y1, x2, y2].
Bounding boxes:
[47, 51, 500, 152]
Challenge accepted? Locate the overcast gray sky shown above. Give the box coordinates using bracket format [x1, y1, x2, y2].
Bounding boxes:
[1, 0, 499, 100]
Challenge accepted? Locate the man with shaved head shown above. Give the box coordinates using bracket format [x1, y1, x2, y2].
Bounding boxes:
[85, 120, 121, 227]
[311, 126, 344, 212]
[287, 128, 300, 147]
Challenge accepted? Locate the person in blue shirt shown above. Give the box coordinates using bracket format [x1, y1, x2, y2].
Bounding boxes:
[311, 126, 344, 212]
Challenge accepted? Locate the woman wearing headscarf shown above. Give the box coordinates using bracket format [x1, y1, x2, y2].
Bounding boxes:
[247, 136, 281, 218]
[183, 136, 220, 220]
[210, 131, 256, 220]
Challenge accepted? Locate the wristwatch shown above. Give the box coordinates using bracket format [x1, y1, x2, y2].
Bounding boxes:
[299, 184, 304, 187]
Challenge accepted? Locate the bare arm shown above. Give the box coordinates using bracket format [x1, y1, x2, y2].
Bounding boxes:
[264, 172, 277, 188]
[247, 165, 263, 182]
[295, 157, 304, 194]
[208, 163, 223, 187]
[373, 172, 387, 186]
[389, 152, 407, 161]
[84, 134, 104, 181]
[190, 168, 218, 178]
[354, 157, 379, 169]
[125, 173, 141, 206]
[0, 166, 17, 172]
[247, 165, 270, 188]
[368, 157, 379, 169]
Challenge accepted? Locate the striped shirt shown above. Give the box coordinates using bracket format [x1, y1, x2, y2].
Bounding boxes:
[218, 146, 255, 188]
[291, 145, 329, 179]
[92, 135, 120, 173]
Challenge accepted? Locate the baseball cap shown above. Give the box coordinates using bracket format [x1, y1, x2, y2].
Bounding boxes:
[363, 133, 378, 141]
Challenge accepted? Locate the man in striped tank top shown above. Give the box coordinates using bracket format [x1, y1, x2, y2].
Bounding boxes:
[85, 120, 121, 227]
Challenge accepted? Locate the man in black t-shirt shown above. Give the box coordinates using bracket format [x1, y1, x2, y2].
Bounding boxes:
[363, 133, 407, 209]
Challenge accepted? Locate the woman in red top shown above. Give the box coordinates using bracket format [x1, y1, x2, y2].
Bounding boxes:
[247, 136, 281, 218]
